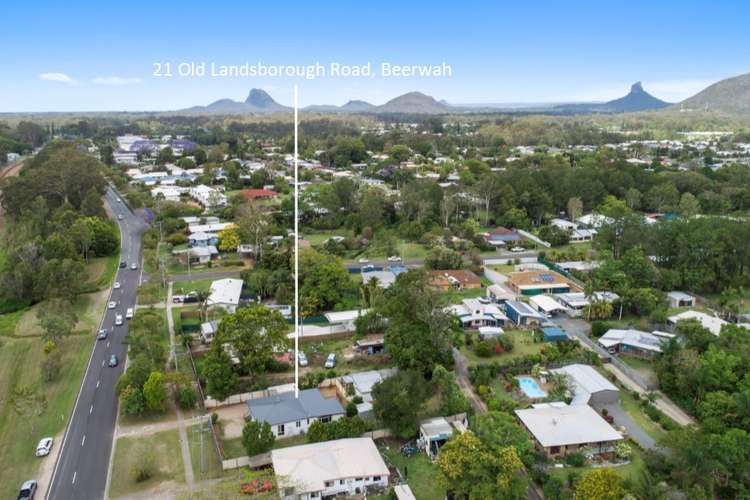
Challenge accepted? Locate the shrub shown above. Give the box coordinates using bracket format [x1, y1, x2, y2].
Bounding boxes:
[121, 385, 145, 416]
[129, 444, 156, 482]
[346, 401, 359, 417]
[242, 420, 275, 456]
[41, 353, 62, 382]
[590, 321, 610, 338]
[565, 452, 586, 467]
[475, 341, 493, 357]
[211, 412, 219, 424]
[178, 386, 197, 410]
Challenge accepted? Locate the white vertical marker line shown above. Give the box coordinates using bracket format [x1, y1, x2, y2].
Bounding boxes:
[294, 84, 299, 399]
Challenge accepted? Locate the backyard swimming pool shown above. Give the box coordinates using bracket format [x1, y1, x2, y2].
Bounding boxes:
[517, 376, 547, 398]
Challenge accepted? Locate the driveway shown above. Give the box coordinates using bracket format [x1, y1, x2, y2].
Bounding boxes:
[594, 403, 656, 450]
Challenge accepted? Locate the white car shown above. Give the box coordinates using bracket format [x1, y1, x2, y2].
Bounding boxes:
[130, 263, 138, 270]
[510, 246, 525, 253]
[126, 307, 134, 319]
[324, 353, 336, 369]
[387, 255, 402, 262]
[35, 437, 53, 457]
[298, 351, 308, 367]
[117, 214, 123, 220]
[108, 301, 116, 309]
[115, 314, 123, 326]
[113, 281, 121, 289]
[357, 258, 369, 264]
[116, 197, 121, 203]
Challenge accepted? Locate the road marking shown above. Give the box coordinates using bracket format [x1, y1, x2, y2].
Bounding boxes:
[102, 360, 105, 367]
[72, 471, 77, 485]
[90, 404, 94, 414]
[82, 435, 86, 447]
[107, 341, 110, 348]
[96, 380, 100, 388]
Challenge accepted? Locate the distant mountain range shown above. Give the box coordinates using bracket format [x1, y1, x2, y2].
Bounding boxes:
[677, 73, 750, 114]
[173, 74, 750, 116]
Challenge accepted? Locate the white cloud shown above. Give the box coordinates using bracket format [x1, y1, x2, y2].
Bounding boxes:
[92, 76, 142, 86]
[39, 72, 75, 84]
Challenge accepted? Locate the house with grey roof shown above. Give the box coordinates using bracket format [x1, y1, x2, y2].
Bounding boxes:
[246, 388, 344, 438]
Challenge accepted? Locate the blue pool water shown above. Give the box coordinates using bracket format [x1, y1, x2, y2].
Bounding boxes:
[517, 376, 547, 398]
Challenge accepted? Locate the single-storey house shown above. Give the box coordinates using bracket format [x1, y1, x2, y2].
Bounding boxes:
[200, 320, 219, 344]
[515, 402, 623, 458]
[419, 414, 468, 459]
[667, 291, 695, 309]
[504, 300, 546, 327]
[246, 388, 344, 438]
[529, 294, 568, 317]
[189, 231, 219, 247]
[428, 270, 482, 291]
[507, 270, 574, 296]
[484, 226, 521, 246]
[341, 368, 397, 416]
[667, 310, 727, 336]
[206, 278, 243, 313]
[272, 438, 389, 499]
[447, 298, 508, 329]
[361, 270, 397, 289]
[324, 309, 370, 332]
[598, 329, 675, 358]
[241, 188, 278, 200]
[486, 284, 515, 304]
[550, 364, 619, 406]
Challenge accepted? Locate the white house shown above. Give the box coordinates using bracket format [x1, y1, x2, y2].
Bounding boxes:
[189, 184, 227, 208]
[667, 291, 695, 309]
[598, 329, 675, 358]
[550, 364, 619, 406]
[667, 310, 727, 336]
[272, 438, 389, 499]
[206, 278, 243, 313]
[246, 388, 344, 439]
[447, 298, 508, 329]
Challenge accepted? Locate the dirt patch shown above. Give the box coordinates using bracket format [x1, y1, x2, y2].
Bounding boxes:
[213, 404, 247, 439]
[35, 431, 64, 498]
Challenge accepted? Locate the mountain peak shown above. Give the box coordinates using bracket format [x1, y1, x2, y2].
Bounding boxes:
[245, 88, 277, 108]
[630, 81, 644, 93]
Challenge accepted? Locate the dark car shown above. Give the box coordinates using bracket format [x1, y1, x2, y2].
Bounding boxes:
[119, 261, 127, 269]
[18, 480, 37, 499]
[108, 354, 118, 367]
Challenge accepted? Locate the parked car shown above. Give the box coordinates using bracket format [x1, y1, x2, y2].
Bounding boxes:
[108, 354, 118, 367]
[117, 214, 123, 220]
[108, 301, 116, 309]
[126, 307, 134, 319]
[182, 292, 199, 303]
[357, 257, 369, 264]
[172, 295, 184, 303]
[97, 328, 108, 340]
[35, 438, 53, 457]
[510, 246, 525, 253]
[115, 314, 123, 326]
[387, 255, 402, 262]
[130, 262, 138, 270]
[116, 197, 121, 203]
[113, 281, 121, 289]
[119, 261, 127, 269]
[298, 351, 308, 367]
[324, 353, 336, 369]
[17, 480, 37, 499]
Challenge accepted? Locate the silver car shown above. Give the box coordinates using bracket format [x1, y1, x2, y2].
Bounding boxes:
[35, 437, 53, 457]
[324, 353, 336, 369]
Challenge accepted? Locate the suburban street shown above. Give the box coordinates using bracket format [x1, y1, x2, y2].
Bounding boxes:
[46, 187, 148, 500]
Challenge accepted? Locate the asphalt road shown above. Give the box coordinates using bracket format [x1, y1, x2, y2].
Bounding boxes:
[46, 187, 148, 500]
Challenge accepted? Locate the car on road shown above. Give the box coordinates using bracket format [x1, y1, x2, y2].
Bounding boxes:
[17, 480, 37, 499]
[119, 261, 127, 269]
[510, 246, 525, 253]
[172, 295, 184, 303]
[35, 437, 53, 457]
[130, 262, 138, 270]
[298, 351, 308, 367]
[126, 307, 134, 319]
[115, 314, 123, 326]
[108, 301, 116, 309]
[117, 214, 123, 220]
[357, 257, 369, 264]
[324, 353, 336, 369]
[97, 328, 108, 340]
[387, 255, 402, 262]
[113, 281, 121, 289]
[108, 355, 118, 367]
[361, 264, 375, 272]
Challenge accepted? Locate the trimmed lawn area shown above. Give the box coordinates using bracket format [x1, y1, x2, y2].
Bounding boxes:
[0, 335, 91, 499]
[85, 254, 120, 291]
[0, 308, 26, 336]
[459, 329, 544, 367]
[109, 429, 184, 498]
[380, 442, 446, 500]
[172, 278, 218, 296]
[220, 436, 245, 459]
[618, 388, 668, 443]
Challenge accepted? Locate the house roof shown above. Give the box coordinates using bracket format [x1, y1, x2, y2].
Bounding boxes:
[324, 309, 370, 324]
[667, 291, 694, 301]
[598, 329, 670, 353]
[428, 270, 481, 287]
[508, 270, 571, 290]
[667, 310, 727, 336]
[515, 403, 622, 448]
[241, 188, 278, 199]
[272, 438, 389, 494]
[529, 295, 567, 314]
[207, 278, 243, 307]
[246, 388, 344, 426]
[505, 300, 545, 318]
[550, 364, 618, 404]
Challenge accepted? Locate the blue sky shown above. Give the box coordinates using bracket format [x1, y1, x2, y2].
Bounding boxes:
[2, 0, 749, 111]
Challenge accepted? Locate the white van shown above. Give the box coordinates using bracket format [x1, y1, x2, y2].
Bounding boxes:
[115, 314, 123, 326]
[126, 307, 134, 319]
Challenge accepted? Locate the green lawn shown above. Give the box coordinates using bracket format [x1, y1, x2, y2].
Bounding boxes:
[220, 436, 246, 459]
[0, 335, 91, 499]
[380, 442, 446, 500]
[618, 388, 668, 443]
[0, 308, 26, 336]
[172, 278, 219, 295]
[187, 423, 226, 481]
[109, 429, 185, 498]
[459, 329, 544, 367]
